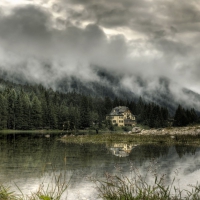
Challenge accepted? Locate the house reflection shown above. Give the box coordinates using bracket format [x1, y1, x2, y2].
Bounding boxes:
[108, 143, 137, 157]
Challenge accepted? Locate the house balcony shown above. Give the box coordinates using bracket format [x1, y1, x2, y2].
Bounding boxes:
[124, 119, 136, 126]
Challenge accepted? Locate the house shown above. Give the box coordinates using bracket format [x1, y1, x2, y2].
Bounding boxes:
[106, 106, 136, 126]
[107, 143, 137, 157]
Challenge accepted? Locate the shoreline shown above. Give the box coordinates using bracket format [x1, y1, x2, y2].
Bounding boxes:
[2, 126, 200, 145]
[0, 129, 65, 134]
[1, 125, 200, 135]
[137, 125, 200, 136]
[60, 125, 200, 145]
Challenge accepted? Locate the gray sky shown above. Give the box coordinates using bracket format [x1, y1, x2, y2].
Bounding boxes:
[0, 0, 200, 94]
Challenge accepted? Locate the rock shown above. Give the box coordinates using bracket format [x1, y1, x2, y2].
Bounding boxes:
[132, 127, 142, 133]
[128, 131, 132, 134]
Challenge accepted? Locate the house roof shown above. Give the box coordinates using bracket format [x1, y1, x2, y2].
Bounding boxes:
[108, 106, 129, 116]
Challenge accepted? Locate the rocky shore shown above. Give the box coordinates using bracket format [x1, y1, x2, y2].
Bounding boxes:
[128, 126, 200, 135]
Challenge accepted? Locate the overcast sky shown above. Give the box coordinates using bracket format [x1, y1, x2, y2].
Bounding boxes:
[0, 0, 200, 93]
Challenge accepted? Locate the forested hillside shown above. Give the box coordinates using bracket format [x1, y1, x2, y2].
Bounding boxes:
[2, 67, 200, 116]
[0, 78, 173, 130]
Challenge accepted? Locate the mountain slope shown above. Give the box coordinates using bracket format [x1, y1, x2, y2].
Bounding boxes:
[0, 66, 200, 114]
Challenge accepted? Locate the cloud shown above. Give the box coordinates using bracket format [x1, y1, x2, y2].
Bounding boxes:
[0, 1, 200, 109]
[0, 6, 52, 57]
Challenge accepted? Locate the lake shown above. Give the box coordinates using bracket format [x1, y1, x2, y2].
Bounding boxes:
[0, 133, 200, 199]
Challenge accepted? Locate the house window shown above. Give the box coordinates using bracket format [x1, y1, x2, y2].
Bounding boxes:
[119, 120, 124, 123]
[119, 116, 123, 119]
[113, 120, 116, 123]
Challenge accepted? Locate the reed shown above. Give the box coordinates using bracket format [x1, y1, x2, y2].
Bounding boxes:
[1, 170, 200, 199]
[95, 161, 200, 200]
[0, 172, 68, 200]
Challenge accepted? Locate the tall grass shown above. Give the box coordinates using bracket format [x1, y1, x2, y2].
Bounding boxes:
[0, 172, 69, 200]
[96, 174, 180, 200]
[95, 162, 200, 200]
[0, 185, 18, 200]
[2, 163, 200, 200]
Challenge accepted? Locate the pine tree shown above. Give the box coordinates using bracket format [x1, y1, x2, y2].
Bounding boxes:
[15, 94, 23, 129]
[67, 103, 76, 130]
[79, 96, 90, 129]
[113, 97, 119, 107]
[30, 96, 42, 129]
[48, 103, 57, 129]
[104, 96, 113, 116]
[136, 97, 144, 115]
[58, 103, 68, 130]
[173, 105, 189, 126]
[0, 94, 7, 129]
[7, 89, 17, 129]
[21, 93, 31, 129]
[190, 108, 198, 123]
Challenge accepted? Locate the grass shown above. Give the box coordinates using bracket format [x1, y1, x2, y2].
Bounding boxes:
[61, 133, 200, 145]
[2, 163, 200, 200]
[0, 172, 69, 200]
[0, 185, 18, 200]
[95, 161, 200, 200]
[96, 174, 183, 200]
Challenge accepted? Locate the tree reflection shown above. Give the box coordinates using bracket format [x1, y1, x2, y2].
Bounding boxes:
[175, 145, 196, 158]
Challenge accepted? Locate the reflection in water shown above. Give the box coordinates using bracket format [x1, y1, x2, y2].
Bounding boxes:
[0, 133, 200, 199]
[175, 145, 196, 158]
[107, 143, 137, 157]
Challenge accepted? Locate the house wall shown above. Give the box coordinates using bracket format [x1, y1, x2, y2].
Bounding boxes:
[106, 115, 124, 126]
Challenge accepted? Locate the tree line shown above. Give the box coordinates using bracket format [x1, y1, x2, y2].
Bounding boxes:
[0, 80, 198, 130]
[0, 84, 132, 130]
[173, 105, 198, 126]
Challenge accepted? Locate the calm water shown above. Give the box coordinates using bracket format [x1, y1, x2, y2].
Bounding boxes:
[0, 133, 200, 199]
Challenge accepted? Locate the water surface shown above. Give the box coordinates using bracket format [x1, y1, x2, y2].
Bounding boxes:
[0, 133, 199, 199]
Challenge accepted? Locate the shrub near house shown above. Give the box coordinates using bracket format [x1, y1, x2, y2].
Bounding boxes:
[106, 106, 136, 126]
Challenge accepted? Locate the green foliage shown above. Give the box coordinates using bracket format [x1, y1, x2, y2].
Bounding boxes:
[105, 120, 115, 131]
[31, 96, 42, 129]
[79, 96, 90, 129]
[136, 102, 169, 128]
[38, 195, 52, 200]
[0, 94, 8, 129]
[0, 185, 17, 200]
[173, 105, 198, 127]
[122, 126, 131, 132]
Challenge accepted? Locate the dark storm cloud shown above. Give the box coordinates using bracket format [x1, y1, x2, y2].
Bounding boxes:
[61, 0, 200, 38]
[0, 6, 50, 38]
[65, 0, 152, 29]
[0, 6, 52, 57]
